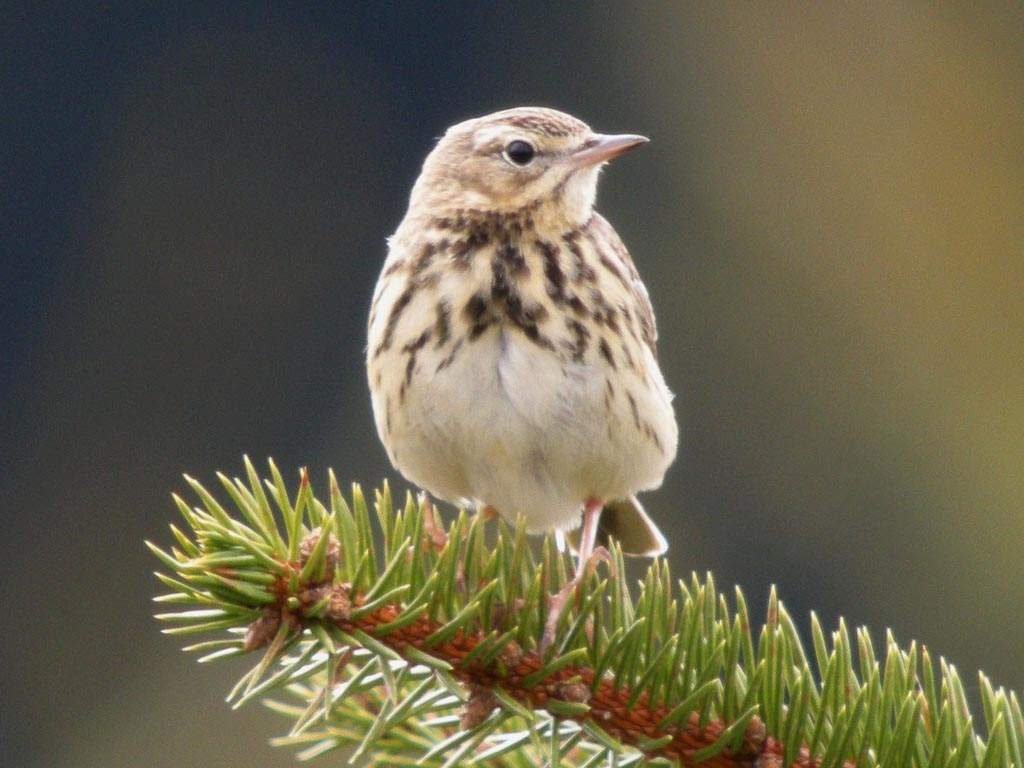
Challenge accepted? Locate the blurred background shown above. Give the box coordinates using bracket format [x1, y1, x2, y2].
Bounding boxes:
[3, 3, 1023, 766]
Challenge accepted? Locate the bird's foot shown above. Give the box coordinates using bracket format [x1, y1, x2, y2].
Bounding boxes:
[581, 545, 614, 579]
[540, 547, 614, 652]
[419, 494, 448, 550]
[541, 580, 576, 653]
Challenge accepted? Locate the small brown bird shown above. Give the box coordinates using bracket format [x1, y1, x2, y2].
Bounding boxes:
[367, 107, 677, 641]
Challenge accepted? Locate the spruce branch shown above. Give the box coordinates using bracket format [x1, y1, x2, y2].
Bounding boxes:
[149, 459, 1023, 767]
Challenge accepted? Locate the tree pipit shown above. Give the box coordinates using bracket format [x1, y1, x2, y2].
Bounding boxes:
[367, 107, 678, 647]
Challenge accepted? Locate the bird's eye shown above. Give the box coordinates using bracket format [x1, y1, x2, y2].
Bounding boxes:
[503, 140, 536, 166]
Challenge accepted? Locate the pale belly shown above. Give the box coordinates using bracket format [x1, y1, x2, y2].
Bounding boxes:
[373, 326, 675, 533]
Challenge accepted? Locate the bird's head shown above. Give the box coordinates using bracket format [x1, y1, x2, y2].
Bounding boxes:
[408, 107, 647, 225]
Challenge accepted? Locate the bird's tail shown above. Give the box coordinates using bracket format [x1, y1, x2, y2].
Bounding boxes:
[565, 496, 668, 557]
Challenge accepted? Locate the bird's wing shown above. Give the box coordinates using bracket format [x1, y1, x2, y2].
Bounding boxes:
[586, 213, 659, 358]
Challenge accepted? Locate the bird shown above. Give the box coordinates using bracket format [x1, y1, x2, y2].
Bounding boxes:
[366, 106, 677, 643]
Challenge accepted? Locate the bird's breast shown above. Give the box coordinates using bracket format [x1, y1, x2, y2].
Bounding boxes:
[367, 212, 676, 472]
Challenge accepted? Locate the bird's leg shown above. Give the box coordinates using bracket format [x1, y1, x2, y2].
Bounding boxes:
[541, 498, 605, 651]
[575, 498, 602, 568]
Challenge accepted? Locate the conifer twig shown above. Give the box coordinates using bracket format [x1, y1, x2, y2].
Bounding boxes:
[149, 459, 1023, 767]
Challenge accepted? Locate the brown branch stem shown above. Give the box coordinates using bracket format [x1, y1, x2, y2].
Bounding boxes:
[247, 577, 851, 768]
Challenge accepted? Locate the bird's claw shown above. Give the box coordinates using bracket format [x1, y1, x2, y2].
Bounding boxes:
[540, 547, 614, 651]
[419, 495, 448, 550]
[541, 579, 578, 653]
[584, 546, 614, 579]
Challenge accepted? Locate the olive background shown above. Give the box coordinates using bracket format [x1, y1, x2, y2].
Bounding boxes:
[3, 4, 1023, 767]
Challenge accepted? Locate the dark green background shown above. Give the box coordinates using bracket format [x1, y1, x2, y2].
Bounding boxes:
[4, 4, 1023, 766]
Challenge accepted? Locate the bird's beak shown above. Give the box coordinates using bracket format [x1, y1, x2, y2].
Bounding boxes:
[568, 133, 649, 168]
